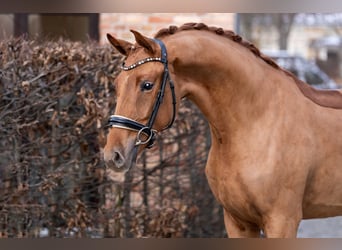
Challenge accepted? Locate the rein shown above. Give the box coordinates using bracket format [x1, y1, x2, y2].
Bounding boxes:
[108, 39, 176, 148]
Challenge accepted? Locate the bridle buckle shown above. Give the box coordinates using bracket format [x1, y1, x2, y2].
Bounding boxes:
[135, 127, 156, 147]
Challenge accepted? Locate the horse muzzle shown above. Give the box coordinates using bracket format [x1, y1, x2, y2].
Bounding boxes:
[104, 115, 158, 172]
[103, 140, 138, 173]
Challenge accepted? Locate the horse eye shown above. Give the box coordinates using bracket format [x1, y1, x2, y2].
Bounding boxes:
[140, 81, 154, 91]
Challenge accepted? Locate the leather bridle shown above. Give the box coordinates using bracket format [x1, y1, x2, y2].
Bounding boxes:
[108, 39, 176, 148]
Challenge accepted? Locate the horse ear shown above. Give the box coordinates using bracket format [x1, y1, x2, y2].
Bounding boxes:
[130, 30, 156, 54]
[107, 33, 133, 56]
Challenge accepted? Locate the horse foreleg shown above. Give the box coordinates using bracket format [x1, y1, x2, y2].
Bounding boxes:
[262, 213, 301, 238]
[223, 209, 261, 238]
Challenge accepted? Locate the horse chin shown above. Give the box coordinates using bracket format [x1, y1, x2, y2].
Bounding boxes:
[111, 161, 135, 173]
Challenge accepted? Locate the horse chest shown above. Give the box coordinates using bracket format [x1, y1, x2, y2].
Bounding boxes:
[205, 161, 262, 222]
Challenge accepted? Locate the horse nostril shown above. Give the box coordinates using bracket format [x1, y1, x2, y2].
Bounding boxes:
[104, 147, 133, 172]
[113, 151, 125, 168]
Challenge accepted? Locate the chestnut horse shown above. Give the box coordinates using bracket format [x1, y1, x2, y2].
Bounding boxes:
[103, 23, 342, 238]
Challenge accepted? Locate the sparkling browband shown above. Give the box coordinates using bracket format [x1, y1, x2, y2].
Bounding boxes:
[121, 57, 163, 71]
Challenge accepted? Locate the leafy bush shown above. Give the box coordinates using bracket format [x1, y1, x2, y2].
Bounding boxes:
[0, 37, 224, 238]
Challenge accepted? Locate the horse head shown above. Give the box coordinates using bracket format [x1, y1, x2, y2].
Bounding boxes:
[104, 31, 178, 172]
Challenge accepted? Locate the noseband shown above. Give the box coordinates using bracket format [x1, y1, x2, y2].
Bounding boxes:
[108, 39, 176, 148]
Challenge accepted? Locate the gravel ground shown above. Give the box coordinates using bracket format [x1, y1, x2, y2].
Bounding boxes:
[297, 216, 342, 238]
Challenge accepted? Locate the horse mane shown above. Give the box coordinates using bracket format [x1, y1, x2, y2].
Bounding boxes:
[155, 23, 342, 109]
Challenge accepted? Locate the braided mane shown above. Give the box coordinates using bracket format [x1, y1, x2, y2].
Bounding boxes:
[154, 22, 280, 71]
[154, 22, 342, 109]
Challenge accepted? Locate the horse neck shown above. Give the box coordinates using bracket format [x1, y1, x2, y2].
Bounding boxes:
[167, 32, 281, 143]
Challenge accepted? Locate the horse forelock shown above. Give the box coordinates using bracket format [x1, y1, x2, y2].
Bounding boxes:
[154, 22, 342, 109]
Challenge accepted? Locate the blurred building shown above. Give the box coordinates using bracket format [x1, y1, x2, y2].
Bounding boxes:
[0, 13, 234, 43]
[99, 13, 235, 43]
[310, 36, 342, 80]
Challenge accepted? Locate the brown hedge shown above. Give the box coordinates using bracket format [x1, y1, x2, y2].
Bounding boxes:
[0, 37, 224, 238]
